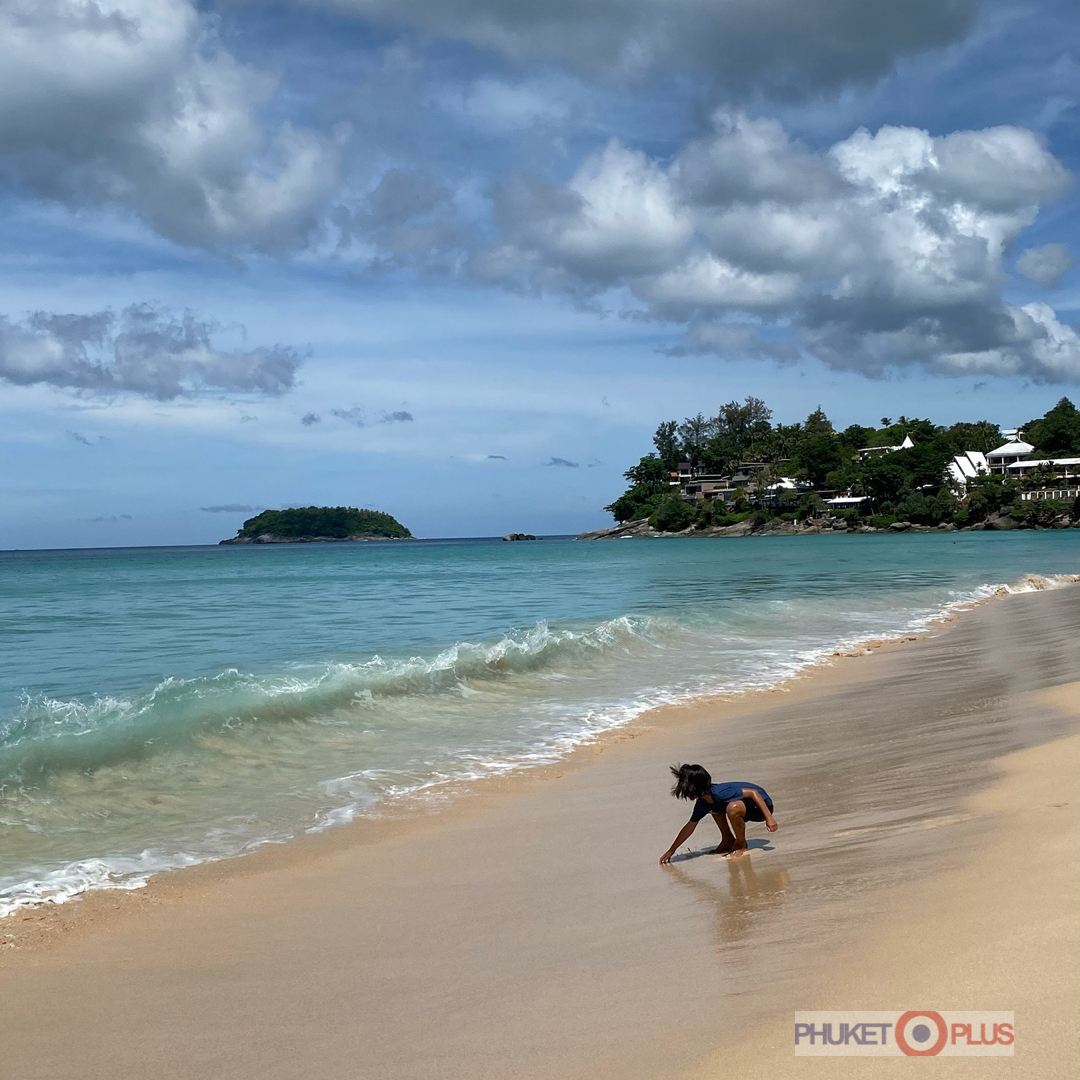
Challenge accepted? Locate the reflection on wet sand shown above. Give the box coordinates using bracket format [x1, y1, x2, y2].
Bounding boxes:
[667, 847, 792, 952]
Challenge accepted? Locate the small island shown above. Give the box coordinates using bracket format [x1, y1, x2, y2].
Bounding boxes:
[220, 506, 413, 544]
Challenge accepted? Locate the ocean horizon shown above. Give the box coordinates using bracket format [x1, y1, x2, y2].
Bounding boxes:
[2, 532, 1077, 916]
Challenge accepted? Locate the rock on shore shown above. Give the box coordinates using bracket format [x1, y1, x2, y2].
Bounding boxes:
[576, 510, 1075, 540]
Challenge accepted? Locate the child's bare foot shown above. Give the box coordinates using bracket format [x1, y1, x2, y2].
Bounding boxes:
[725, 843, 750, 858]
[714, 842, 736, 856]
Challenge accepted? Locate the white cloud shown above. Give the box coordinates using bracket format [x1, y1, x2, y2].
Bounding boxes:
[479, 113, 1078, 381]
[1016, 243, 1075, 288]
[0, 304, 304, 398]
[0, 0, 342, 252]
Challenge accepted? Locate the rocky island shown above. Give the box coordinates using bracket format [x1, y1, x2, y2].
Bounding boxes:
[220, 506, 412, 544]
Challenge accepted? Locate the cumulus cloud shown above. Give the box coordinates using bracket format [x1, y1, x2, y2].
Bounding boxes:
[201, 504, 257, 513]
[315, 0, 978, 95]
[0, 0, 342, 252]
[1017, 243, 1075, 288]
[543, 456, 579, 467]
[0, 304, 303, 398]
[481, 113, 1078, 382]
[301, 412, 321, 426]
[382, 410, 414, 422]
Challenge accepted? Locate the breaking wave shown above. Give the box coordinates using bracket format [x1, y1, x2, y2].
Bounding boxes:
[0, 616, 666, 787]
[2, 569, 1077, 918]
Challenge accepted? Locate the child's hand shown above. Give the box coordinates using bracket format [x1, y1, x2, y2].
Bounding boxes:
[766, 816, 779, 832]
[659, 849, 675, 865]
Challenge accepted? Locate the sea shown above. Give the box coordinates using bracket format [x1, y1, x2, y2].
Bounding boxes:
[1, 531, 1077, 917]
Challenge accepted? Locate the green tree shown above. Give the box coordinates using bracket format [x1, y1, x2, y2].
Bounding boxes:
[896, 491, 933, 523]
[650, 494, 694, 532]
[859, 455, 911, 504]
[802, 406, 834, 437]
[677, 413, 715, 468]
[604, 454, 671, 521]
[623, 455, 670, 489]
[717, 396, 773, 449]
[652, 420, 681, 470]
[964, 474, 1021, 521]
[1025, 397, 1080, 456]
[1013, 499, 1070, 527]
[237, 507, 411, 539]
[941, 421, 1003, 455]
[699, 396, 775, 472]
[840, 424, 875, 449]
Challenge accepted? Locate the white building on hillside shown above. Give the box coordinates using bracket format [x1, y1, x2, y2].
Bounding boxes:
[857, 434, 914, 459]
[1005, 457, 1080, 481]
[946, 450, 990, 491]
[986, 437, 1035, 474]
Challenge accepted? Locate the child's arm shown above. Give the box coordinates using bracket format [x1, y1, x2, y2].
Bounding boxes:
[742, 788, 779, 832]
[659, 818, 698, 864]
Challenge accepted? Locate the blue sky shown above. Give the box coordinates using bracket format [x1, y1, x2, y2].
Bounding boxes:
[1, 0, 1077, 546]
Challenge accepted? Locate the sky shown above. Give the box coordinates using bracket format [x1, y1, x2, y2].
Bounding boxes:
[1, 0, 1078, 547]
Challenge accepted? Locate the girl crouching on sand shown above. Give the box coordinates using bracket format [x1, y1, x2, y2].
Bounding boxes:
[659, 763, 778, 864]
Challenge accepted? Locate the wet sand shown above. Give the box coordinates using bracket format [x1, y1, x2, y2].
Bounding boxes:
[1, 586, 1078, 1079]
[702, 682, 1080, 1079]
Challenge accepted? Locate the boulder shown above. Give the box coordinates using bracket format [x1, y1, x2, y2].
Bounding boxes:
[578, 519, 659, 540]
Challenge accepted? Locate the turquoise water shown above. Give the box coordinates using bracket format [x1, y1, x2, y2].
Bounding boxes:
[1, 532, 1077, 914]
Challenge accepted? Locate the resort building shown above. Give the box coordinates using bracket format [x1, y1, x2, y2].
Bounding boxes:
[856, 434, 914, 458]
[982, 432, 1080, 502]
[946, 450, 990, 492]
[986, 436, 1036, 473]
[681, 475, 740, 502]
[1004, 456, 1080, 478]
[675, 461, 793, 503]
[826, 495, 872, 510]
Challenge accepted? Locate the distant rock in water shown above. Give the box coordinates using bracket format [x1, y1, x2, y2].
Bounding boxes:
[220, 507, 412, 544]
[502, 533, 539, 541]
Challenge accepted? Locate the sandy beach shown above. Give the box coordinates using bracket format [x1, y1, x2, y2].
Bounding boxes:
[2, 585, 1078, 1079]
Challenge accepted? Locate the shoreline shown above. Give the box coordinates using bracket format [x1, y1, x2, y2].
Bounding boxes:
[0, 610, 927, 952]
[1, 585, 1078, 1079]
[2, 570, 1076, 944]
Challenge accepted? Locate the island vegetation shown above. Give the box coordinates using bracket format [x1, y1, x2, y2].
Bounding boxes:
[221, 506, 412, 544]
[594, 396, 1080, 536]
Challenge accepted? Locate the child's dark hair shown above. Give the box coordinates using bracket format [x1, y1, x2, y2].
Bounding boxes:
[670, 763, 712, 800]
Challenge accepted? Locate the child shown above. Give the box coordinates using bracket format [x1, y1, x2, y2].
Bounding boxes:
[659, 763, 777, 864]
